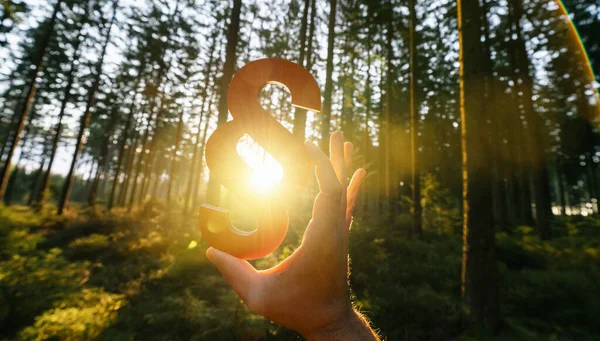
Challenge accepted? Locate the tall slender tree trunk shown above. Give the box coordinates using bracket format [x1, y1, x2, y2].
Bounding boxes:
[107, 72, 144, 210]
[58, 0, 118, 215]
[0, 108, 19, 166]
[318, 0, 337, 151]
[457, 0, 500, 330]
[0, 0, 63, 201]
[292, 0, 311, 141]
[183, 110, 206, 212]
[505, 4, 534, 227]
[28, 153, 48, 206]
[192, 92, 216, 210]
[128, 111, 155, 210]
[510, 0, 552, 239]
[184, 36, 216, 212]
[555, 159, 566, 215]
[379, 11, 393, 211]
[305, 0, 317, 70]
[586, 154, 597, 207]
[166, 110, 185, 203]
[409, 0, 422, 237]
[362, 26, 372, 214]
[559, 161, 569, 214]
[137, 1, 182, 204]
[118, 119, 142, 207]
[36, 4, 90, 209]
[4, 94, 42, 204]
[88, 106, 118, 206]
[139, 95, 168, 202]
[206, 0, 242, 206]
[4, 142, 26, 205]
[0, 76, 15, 137]
[482, 0, 508, 232]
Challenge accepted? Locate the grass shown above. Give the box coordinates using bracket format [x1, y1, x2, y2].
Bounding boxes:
[0, 204, 599, 340]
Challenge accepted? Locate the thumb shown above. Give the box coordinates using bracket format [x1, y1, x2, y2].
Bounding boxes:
[206, 247, 260, 302]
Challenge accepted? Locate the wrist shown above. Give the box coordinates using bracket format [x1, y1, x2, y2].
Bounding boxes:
[303, 307, 379, 341]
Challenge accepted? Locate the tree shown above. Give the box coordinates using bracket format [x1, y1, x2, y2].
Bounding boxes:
[206, 0, 242, 206]
[509, 0, 552, 239]
[292, 0, 311, 141]
[318, 0, 337, 151]
[457, 0, 500, 330]
[0, 0, 63, 201]
[409, 0, 422, 237]
[35, 1, 91, 209]
[57, 0, 118, 215]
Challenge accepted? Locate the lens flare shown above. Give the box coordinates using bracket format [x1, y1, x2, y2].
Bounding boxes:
[556, 0, 600, 119]
[236, 134, 284, 193]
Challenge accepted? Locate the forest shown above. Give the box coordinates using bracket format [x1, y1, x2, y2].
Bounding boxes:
[0, 0, 599, 340]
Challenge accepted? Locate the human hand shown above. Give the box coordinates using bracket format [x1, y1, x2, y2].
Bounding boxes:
[206, 131, 379, 340]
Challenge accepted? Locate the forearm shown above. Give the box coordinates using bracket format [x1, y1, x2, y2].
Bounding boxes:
[303, 308, 381, 341]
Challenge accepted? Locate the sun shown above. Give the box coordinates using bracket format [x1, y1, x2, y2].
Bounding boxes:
[236, 135, 284, 193]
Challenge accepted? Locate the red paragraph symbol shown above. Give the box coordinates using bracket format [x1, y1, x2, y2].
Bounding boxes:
[199, 58, 321, 260]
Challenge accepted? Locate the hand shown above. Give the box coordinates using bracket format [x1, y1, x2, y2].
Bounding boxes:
[206, 131, 379, 340]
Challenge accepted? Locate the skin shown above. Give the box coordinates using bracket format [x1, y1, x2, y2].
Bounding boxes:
[206, 131, 381, 340]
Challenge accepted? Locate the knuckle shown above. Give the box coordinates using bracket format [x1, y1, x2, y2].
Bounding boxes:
[330, 183, 343, 197]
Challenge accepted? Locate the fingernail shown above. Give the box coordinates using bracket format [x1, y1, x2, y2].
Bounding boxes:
[206, 247, 217, 262]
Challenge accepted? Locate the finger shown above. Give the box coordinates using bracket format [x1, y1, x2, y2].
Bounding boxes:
[206, 248, 261, 305]
[344, 142, 353, 174]
[305, 140, 341, 196]
[346, 168, 366, 228]
[329, 131, 346, 187]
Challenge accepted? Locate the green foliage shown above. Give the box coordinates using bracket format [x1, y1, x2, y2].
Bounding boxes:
[421, 173, 462, 235]
[1, 205, 600, 340]
[350, 219, 462, 341]
[496, 223, 600, 339]
[18, 289, 125, 341]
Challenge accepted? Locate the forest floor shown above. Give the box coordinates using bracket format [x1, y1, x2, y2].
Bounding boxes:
[0, 203, 599, 341]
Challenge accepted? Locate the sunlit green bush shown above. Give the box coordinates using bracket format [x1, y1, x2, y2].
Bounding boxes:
[18, 288, 124, 341]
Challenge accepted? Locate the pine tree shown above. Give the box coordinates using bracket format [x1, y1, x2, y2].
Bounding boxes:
[457, 0, 500, 329]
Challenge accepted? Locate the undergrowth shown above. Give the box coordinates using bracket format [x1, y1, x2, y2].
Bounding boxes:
[0, 204, 599, 340]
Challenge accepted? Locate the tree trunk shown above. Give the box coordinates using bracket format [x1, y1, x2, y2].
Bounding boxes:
[107, 69, 144, 210]
[57, 0, 117, 215]
[118, 119, 142, 207]
[457, 0, 500, 330]
[0, 0, 63, 200]
[510, 0, 552, 239]
[298, 0, 310, 67]
[361, 26, 372, 214]
[183, 35, 217, 212]
[555, 159, 566, 215]
[166, 110, 185, 203]
[409, 0, 423, 238]
[88, 106, 118, 207]
[505, 4, 534, 227]
[28, 153, 48, 206]
[482, 0, 508, 232]
[192, 92, 216, 210]
[0, 76, 15, 144]
[379, 12, 393, 212]
[5, 98, 44, 205]
[0, 107, 19, 167]
[292, 0, 311, 141]
[128, 111, 155, 210]
[305, 0, 317, 70]
[206, 0, 242, 206]
[139, 95, 168, 202]
[318, 0, 337, 152]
